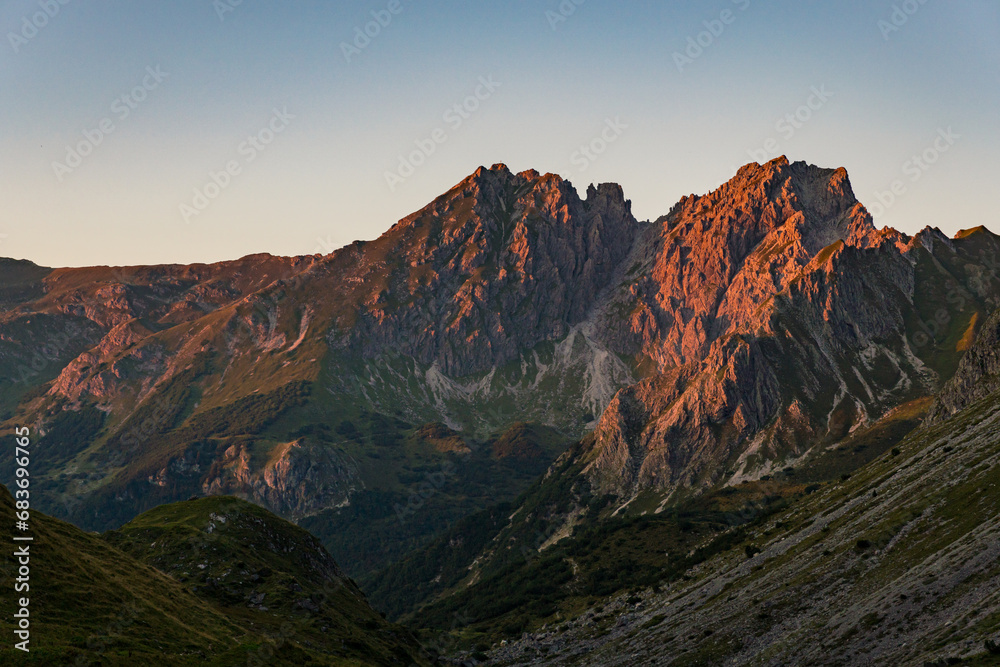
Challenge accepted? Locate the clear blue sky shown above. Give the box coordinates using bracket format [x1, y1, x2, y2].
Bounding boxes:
[2, 0, 997, 267]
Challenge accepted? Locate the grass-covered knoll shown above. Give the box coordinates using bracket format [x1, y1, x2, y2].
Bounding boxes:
[0, 487, 429, 666]
[107, 495, 428, 666]
[0, 484, 245, 665]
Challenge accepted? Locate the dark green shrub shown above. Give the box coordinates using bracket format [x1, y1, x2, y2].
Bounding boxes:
[642, 614, 666, 629]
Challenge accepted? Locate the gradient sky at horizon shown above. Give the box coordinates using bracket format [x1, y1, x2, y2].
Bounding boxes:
[2, 0, 998, 267]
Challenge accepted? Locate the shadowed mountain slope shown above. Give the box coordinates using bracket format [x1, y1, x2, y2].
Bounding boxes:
[0, 486, 429, 666]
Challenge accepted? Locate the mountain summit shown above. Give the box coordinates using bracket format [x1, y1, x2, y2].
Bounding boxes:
[581, 156, 999, 502]
[329, 161, 640, 377]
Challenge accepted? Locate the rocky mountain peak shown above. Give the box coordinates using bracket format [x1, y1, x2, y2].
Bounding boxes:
[694, 156, 877, 252]
[594, 158, 888, 369]
[584, 159, 1000, 501]
[909, 225, 954, 253]
[329, 164, 640, 377]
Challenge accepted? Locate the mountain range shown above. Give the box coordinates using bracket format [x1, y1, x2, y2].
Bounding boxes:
[3, 156, 1000, 664]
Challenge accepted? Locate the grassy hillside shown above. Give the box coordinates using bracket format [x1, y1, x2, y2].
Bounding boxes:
[0, 486, 244, 665]
[0, 487, 429, 666]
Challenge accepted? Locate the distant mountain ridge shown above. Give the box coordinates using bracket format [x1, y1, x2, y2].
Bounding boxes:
[2, 156, 999, 580]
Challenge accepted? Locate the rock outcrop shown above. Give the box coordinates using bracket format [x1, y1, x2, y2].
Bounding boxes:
[202, 438, 362, 519]
[927, 305, 1000, 422]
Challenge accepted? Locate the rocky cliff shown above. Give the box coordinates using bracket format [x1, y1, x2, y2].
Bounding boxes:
[331, 164, 640, 377]
[479, 356, 1000, 666]
[580, 158, 1000, 504]
[927, 300, 1000, 422]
